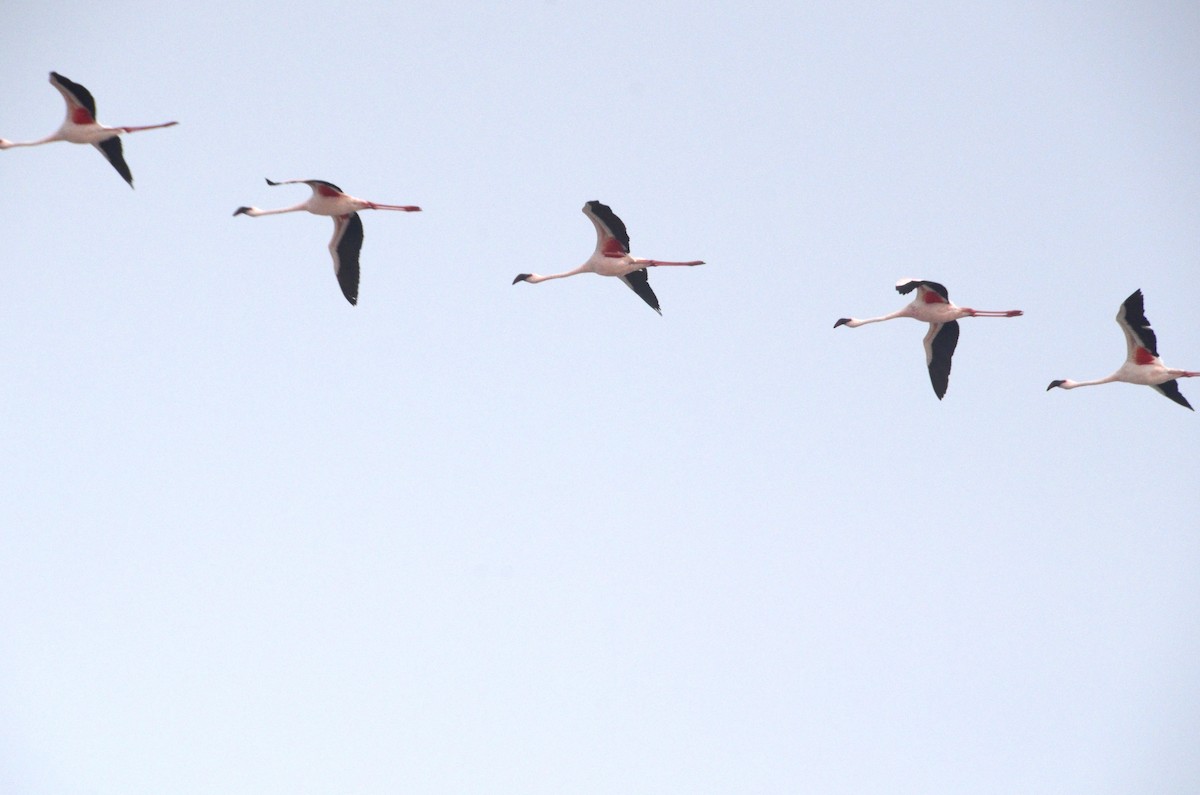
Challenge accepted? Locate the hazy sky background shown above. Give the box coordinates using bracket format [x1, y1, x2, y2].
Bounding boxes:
[2, 1, 1198, 792]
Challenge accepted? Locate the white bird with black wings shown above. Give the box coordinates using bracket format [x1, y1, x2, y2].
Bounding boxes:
[0, 71, 178, 187]
[512, 201, 704, 315]
[234, 178, 421, 306]
[834, 279, 1024, 399]
[1046, 289, 1198, 409]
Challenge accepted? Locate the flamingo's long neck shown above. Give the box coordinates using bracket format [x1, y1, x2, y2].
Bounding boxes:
[524, 266, 589, 283]
[0, 133, 64, 149]
[241, 203, 310, 218]
[846, 310, 908, 327]
[1061, 374, 1121, 389]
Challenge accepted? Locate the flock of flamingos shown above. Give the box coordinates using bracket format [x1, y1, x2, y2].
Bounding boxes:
[3, 72, 1196, 409]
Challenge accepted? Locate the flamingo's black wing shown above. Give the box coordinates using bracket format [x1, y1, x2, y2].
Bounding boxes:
[619, 268, 661, 315]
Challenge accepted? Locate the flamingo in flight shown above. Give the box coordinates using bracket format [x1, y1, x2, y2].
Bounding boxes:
[834, 279, 1023, 399]
[512, 201, 704, 314]
[0, 72, 177, 187]
[234, 179, 421, 306]
[1047, 289, 1197, 410]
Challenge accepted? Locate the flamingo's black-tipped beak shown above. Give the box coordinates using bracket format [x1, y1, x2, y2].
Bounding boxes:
[1046, 380, 1066, 391]
[833, 318, 850, 328]
[233, 207, 251, 216]
[513, 274, 531, 285]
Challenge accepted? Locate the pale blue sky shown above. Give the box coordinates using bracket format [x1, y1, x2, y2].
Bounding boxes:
[2, 2, 1198, 792]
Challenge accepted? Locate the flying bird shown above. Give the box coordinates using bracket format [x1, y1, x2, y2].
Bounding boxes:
[233, 178, 421, 306]
[834, 279, 1023, 399]
[512, 201, 704, 314]
[1046, 289, 1197, 410]
[0, 71, 177, 187]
